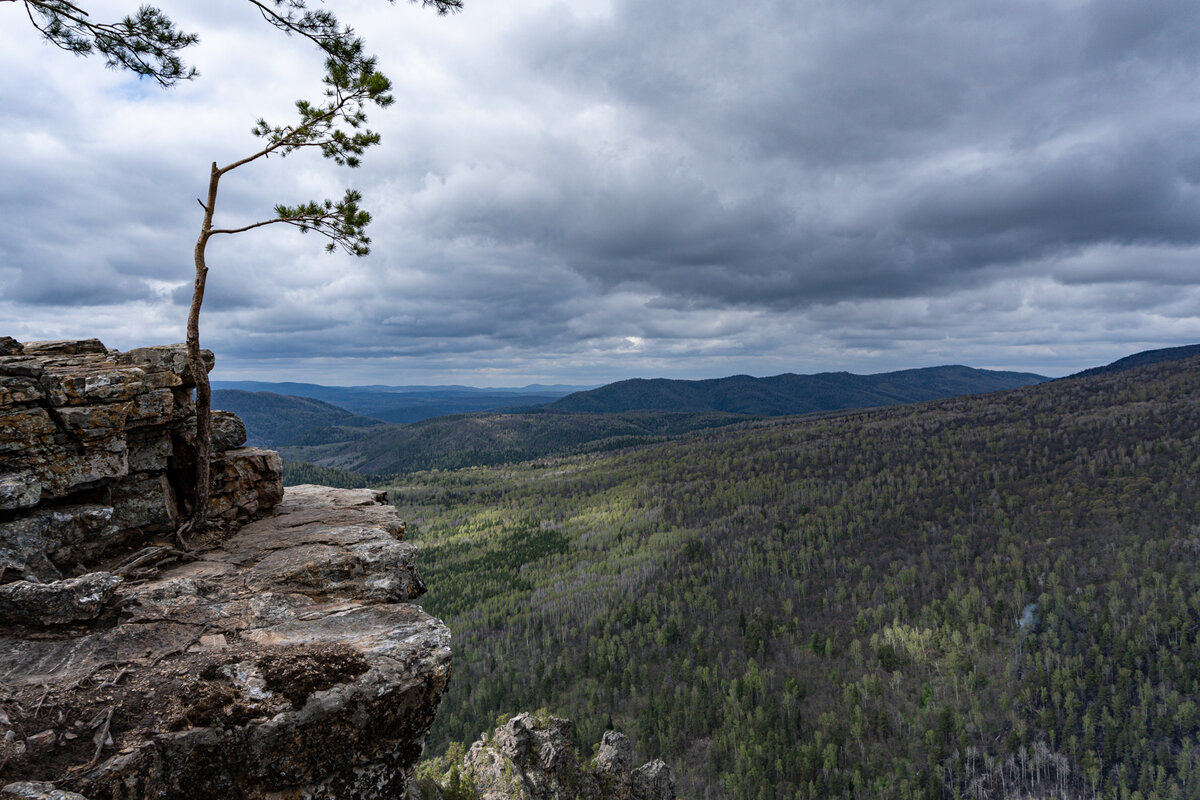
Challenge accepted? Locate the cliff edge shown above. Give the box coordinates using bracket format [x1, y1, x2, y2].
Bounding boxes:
[0, 339, 452, 799]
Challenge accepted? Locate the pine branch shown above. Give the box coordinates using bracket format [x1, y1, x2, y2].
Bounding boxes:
[210, 190, 373, 257]
[19, 0, 199, 86]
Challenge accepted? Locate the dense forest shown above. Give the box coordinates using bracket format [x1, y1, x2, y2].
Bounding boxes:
[280, 411, 750, 474]
[386, 356, 1200, 799]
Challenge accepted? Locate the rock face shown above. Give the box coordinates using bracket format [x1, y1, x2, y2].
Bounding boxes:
[1, 338, 282, 582]
[0, 485, 451, 799]
[1, 339, 452, 798]
[461, 712, 674, 800]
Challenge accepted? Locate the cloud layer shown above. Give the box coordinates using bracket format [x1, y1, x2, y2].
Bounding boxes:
[2, 0, 1199, 383]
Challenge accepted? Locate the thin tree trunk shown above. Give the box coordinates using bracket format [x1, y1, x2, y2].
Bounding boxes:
[182, 161, 219, 536]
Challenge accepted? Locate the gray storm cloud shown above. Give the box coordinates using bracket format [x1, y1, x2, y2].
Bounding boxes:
[1, 0, 1198, 382]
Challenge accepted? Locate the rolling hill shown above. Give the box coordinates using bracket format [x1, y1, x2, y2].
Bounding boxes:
[547, 364, 1048, 415]
[211, 389, 383, 447]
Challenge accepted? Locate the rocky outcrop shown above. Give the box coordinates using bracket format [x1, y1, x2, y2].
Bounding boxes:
[0, 485, 450, 799]
[1, 338, 282, 582]
[457, 712, 674, 800]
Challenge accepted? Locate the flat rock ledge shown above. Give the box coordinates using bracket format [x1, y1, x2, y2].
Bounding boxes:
[0, 485, 451, 800]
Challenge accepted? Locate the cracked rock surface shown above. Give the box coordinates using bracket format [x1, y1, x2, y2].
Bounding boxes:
[0, 485, 451, 800]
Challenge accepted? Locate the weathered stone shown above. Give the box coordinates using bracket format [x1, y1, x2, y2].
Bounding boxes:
[126, 388, 174, 426]
[1, 782, 90, 800]
[175, 411, 251, 461]
[0, 472, 41, 512]
[0, 572, 122, 626]
[0, 408, 56, 454]
[0, 358, 43, 379]
[37, 362, 145, 407]
[111, 472, 177, 532]
[0, 488, 448, 800]
[593, 731, 635, 799]
[1, 782, 89, 800]
[115, 345, 213, 387]
[631, 761, 674, 800]
[462, 714, 675, 800]
[466, 713, 591, 800]
[56, 403, 133, 440]
[211, 411, 247, 452]
[21, 340, 106, 357]
[0, 338, 23, 357]
[0, 378, 44, 408]
[35, 441, 129, 498]
[0, 505, 118, 582]
[206, 448, 284, 527]
[127, 430, 172, 472]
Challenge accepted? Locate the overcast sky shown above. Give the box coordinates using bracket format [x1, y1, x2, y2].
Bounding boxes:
[3, 0, 1199, 385]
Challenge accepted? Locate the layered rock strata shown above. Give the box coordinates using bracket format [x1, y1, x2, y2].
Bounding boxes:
[0, 338, 282, 582]
[455, 711, 675, 800]
[0, 486, 451, 799]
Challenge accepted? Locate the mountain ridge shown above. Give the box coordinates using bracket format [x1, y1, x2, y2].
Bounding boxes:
[548, 364, 1049, 415]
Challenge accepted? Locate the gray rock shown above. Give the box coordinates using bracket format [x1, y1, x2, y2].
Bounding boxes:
[21, 340, 106, 356]
[0, 505, 118, 581]
[211, 411, 247, 452]
[0, 572, 122, 626]
[111, 472, 178, 531]
[631, 760, 675, 800]
[1, 781, 91, 800]
[0, 338, 24, 357]
[126, 430, 172, 472]
[0, 472, 41, 512]
[0, 377, 44, 408]
[0, 488, 448, 800]
[0, 358, 43, 379]
[462, 714, 675, 800]
[115, 344, 213, 386]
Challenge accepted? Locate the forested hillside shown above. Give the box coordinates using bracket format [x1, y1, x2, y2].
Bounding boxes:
[548, 365, 1047, 415]
[280, 411, 749, 474]
[393, 356, 1200, 799]
[212, 389, 382, 447]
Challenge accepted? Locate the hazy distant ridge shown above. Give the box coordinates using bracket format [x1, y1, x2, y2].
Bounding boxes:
[548, 365, 1049, 415]
[211, 381, 591, 424]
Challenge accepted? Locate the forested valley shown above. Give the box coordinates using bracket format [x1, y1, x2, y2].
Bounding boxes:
[384, 356, 1200, 799]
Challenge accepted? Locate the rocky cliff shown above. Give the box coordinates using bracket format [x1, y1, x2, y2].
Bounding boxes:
[0, 339, 452, 799]
[1, 337, 281, 582]
[414, 711, 675, 800]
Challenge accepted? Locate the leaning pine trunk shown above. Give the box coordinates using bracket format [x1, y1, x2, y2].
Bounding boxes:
[183, 162, 220, 535]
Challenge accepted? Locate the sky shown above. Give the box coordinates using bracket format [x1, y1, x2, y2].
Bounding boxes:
[2, 0, 1200, 385]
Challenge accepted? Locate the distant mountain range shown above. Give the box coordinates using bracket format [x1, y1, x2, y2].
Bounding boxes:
[212, 390, 383, 448]
[547, 365, 1049, 415]
[219, 345, 1199, 478]
[211, 381, 593, 424]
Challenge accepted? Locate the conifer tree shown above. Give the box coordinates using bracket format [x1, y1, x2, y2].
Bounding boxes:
[15, 0, 463, 534]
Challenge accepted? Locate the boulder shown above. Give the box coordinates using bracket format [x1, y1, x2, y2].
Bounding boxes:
[0, 573, 122, 626]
